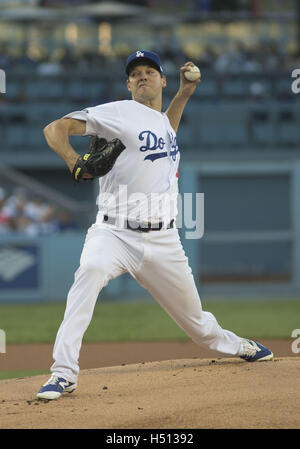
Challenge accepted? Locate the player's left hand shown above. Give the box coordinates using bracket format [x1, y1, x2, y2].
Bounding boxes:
[178, 62, 201, 98]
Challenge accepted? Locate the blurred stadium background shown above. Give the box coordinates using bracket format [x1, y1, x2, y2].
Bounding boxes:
[0, 0, 300, 304]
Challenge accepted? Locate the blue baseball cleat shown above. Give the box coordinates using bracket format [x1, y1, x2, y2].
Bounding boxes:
[240, 339, 274, 362]
[37, 375, 77, 400]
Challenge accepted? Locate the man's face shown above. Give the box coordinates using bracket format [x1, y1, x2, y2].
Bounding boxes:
[126, 63, 166, 103]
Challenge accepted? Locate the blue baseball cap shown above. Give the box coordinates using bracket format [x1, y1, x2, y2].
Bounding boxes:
[126, 50, 163, 76]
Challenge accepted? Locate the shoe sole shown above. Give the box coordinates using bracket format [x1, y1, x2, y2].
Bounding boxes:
[256, 352, 274, 361]
[37, 385, 77, 401]
[246, 352, 274, 362]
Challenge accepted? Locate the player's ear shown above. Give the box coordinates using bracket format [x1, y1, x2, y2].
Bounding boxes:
[126, 79, 131, 92]
[161, 75, 167, 88]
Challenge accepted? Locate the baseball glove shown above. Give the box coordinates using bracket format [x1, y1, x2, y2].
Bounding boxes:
[72, 137, 126, 182]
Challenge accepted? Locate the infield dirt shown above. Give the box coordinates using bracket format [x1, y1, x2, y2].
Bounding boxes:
[0, 339, 299, 429]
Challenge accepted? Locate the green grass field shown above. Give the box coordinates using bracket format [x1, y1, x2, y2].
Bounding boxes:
[0, 299, 299, 380]
[0, 370, 49, 380]
[0, 298, 299, 344]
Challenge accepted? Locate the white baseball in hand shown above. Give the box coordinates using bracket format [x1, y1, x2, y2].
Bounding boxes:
[184, 65, 201, 82]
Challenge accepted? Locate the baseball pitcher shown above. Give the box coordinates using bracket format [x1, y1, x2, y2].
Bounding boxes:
[37, 50, 273, 400]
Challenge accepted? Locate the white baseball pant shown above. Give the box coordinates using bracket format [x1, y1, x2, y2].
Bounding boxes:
[51, 222, 244, 383]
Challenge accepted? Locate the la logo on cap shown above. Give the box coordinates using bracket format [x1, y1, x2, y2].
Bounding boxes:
[136, 51, 144, 57]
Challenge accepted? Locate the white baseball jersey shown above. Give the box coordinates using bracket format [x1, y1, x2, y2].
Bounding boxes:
[64, 100, 180, 225]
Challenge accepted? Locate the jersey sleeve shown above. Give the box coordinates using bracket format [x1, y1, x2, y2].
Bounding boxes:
[62, 102, 123, 140]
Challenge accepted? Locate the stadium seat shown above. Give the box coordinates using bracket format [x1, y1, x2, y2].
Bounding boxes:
[275, 77, 295, 99]
[53, 103, 77, 119]
[197, 115, 224, 146]
[5, 80, 23, 100]
[88, 81, 110, 100]
[165, 77, 180, 94]
[221, 103, 249, 146]
[177, 121, 195, 148]
[25, 79, 64, 100]
[222, 79, 247, 97]
[0, 122, 4, 141]
[5, 124, 26, 146]
[67, 81, 91, 101]
[245, 78, 271, 97]
[192, 102, 249, 147]
[195, 79, 218, 98]
[277, 108, 299, 146]
[250, 120, 275, 145]
[27, 126, 47, 147]
[4, 104, 27, 123]
[113, 82, 131, 101]
[248, 104, 276, 146]
[27, 103, 51, 123]
[27, 102, 78, 123]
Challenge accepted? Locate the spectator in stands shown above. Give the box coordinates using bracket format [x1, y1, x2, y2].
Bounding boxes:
[0, 44, 11, 70]
[249, 81, 267, 101]
[0, 187, 5, 202]
[37, 57, 62, 75]
[25, 204, 60, 235]
[285, 49, 300, 71]
[24, 195, 49, 223]
[0, 187, 10, 234]
[0, 184, 84, 234]
[0, 37, 291, 75]
[38, 205, 60, 234]
[59, 48, 78, 72]
[1, 187, 29, 232]
[0, 187, 68, 235]
[213, 41, 245, 73]
[242, 49, 263, 73]
[57, 210, 78, 232]
[195, 0, 213, 12]
[260, 40, 284, 71]
[14, 47, 37, 73]
[197, 44, 217, 69]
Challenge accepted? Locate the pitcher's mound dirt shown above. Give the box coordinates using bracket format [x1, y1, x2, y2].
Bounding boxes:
[0, 357, 299, 429]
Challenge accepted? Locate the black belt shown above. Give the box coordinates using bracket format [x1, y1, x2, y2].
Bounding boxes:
[103, 215, 174, 232]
